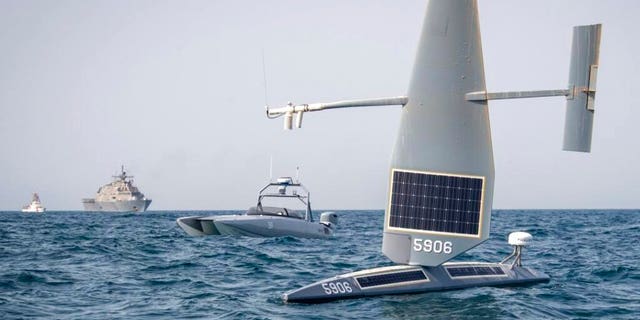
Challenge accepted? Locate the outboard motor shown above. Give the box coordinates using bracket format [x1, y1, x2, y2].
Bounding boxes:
[319, 212, 338, 229]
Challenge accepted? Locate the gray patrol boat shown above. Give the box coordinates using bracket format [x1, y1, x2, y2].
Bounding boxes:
[82, 166, 152, 212]
[176, 177, 338, 238]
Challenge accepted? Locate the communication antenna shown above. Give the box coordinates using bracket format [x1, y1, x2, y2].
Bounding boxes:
[265, 0, 602, 303]
[269, 155, 273, 182]
[295, 166, 300, 183]
[262, 49, 269, 108]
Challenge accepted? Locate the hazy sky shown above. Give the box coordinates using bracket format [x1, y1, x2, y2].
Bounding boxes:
[1, 0, 638, 210]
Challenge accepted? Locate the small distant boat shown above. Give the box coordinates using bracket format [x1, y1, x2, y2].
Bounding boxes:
[22, 193, 46, 213]
[176, 177, 338, 238]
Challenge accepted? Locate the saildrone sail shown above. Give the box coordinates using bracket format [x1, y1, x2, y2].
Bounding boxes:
[382, 0, 494, 267]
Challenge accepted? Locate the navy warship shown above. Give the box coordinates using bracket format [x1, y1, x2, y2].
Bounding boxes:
[82, 166, 152, 212]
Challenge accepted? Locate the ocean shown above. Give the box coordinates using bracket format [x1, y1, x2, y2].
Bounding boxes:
[1, 210, 638, 319]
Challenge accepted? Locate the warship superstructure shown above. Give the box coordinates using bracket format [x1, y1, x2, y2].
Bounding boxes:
[82, 166, 152, 212]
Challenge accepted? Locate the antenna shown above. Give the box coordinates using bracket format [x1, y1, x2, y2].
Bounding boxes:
[262, 49, 269, 108]
[296, 166, 300, 183]
[269, 155, 273, 181]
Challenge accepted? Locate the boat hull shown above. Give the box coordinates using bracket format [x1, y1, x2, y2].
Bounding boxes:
[176, 214, 333, 238]
[82, 199, 152, 212]
[283, 262, 550, 303]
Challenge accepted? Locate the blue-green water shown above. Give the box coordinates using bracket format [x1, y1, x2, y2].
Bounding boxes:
[1, 210, 639, 319]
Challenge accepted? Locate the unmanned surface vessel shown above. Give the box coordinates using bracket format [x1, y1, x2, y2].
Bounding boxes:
[21, 193, 46, 213]
[176, 177, 338, 238]
[265, 0, 601, 302]
[82, 166, 152, 212]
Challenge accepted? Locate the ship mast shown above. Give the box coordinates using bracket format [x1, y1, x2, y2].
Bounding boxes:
[113, 165, 134, 182]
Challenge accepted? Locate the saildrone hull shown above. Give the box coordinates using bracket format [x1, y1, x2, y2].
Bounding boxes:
[283, 263, 549, 303]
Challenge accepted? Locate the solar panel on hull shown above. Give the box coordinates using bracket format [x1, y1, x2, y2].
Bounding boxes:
[388, 169, 484, 236]
[446, 266, 505, 278]
[356, 270, 427, 288]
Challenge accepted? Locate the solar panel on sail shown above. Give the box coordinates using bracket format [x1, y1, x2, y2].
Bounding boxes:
[388, 169, 484, 236]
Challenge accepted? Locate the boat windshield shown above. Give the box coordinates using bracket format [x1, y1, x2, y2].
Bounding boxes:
[246, 206, 305, 220]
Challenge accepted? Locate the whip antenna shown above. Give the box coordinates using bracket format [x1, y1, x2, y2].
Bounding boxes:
[269, 155, 273, 182]
[262, 49, 269, 107]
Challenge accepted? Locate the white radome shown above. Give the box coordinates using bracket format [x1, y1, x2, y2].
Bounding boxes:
[508, 231, 533, 246]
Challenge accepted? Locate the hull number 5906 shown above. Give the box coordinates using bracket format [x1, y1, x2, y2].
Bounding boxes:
[322, 281, 353, 295]
[413, 238, 452, 254]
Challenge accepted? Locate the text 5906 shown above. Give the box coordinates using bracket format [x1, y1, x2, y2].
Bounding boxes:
[412, 238, 452, 254]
